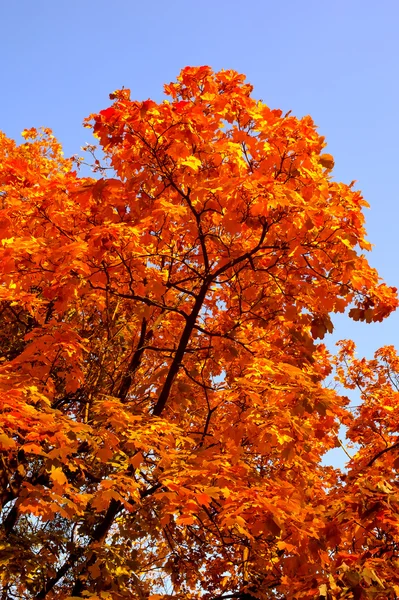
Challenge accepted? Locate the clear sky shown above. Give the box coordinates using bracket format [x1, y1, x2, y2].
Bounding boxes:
[1, 0, 398, 464]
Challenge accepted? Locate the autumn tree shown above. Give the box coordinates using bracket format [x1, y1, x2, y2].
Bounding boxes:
[0, 66, 398, 599]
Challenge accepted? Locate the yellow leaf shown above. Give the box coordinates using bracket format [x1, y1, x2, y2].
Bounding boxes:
[181, 155, 201, 172]
[319, 583, 327, 597]
[204, 486, 221, 498]
[0, 434, 16, 450]
[50, 466, 68, 487]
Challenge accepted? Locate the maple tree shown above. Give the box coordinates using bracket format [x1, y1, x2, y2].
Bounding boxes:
[0, 65, 399, 599]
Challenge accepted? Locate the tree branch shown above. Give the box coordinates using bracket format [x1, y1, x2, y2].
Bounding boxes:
[152, 281, 210, 416]
[117, 317, 152, 402]
[34, 481, 162, 599]
[366, 441, 399, 467]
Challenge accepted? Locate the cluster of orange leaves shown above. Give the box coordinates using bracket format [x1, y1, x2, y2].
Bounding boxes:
[0, 66, 399, 599]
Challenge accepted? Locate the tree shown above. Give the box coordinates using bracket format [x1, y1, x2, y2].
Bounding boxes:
[0, 66, 398, 599]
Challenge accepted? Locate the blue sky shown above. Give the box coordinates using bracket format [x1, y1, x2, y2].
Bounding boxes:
[1, 0, 398, 463]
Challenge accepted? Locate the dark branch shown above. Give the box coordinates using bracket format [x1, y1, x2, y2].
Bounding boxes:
[367, 441, 399, 467]
[152, 281, 210, 416]
[34, 481, 161, 599]
[117, 317, 152, 402]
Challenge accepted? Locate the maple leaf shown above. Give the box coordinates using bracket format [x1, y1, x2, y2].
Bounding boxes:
[0, 433, 16, 449]
[50, 466, 68, 487]
[180, 155, 202, 172]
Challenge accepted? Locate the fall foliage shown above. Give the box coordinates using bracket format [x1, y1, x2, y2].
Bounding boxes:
[0, 66, 399, 599]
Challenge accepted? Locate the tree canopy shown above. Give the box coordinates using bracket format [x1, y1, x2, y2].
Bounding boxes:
[0, 66, 398, 599]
